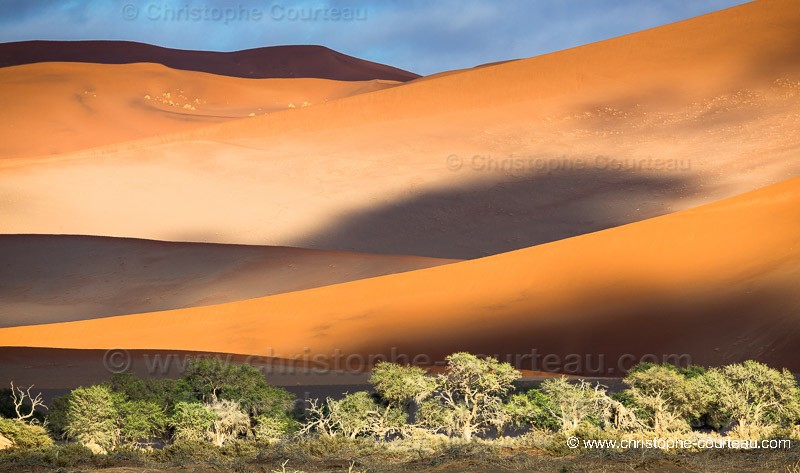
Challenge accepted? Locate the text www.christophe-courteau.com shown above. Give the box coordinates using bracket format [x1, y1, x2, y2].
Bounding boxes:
[568, 436, 792, 450]
[103, 348, 693, 376]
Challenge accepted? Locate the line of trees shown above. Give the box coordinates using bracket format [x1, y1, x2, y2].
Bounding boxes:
[1, 353, 799, 452]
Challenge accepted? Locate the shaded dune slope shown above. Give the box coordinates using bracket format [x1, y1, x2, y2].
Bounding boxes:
[0, 235, 457, 327]
[1, 178, 797, 374]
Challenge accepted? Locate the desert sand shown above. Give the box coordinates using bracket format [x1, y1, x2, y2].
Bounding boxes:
[0, 62, 398, 158]
[1, 178, 797, 375]
[0, 235, 456, 327]
[1, 0, 799, 387]
[1, 0, 798, 258]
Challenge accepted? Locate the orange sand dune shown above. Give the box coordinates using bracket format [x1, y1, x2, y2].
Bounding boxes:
[1, 178, 798, 374]
[1, 0, 798, 258]
[0, 234, 456, 327]
[0, 62, 398, 158]
[188, 0, 800, 140]
[0, 41, 420, 81]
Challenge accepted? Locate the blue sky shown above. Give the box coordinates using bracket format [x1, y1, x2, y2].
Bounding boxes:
[0, 0, 749, 75]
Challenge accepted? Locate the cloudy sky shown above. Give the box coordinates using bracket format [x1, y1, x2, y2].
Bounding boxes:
[0, 0, 749, 75]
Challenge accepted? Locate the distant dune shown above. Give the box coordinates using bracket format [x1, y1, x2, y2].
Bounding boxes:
[1, 0, 797, 257]
[1, 0, 799, 391]
[0, 62, 398, 158]
[1, 178, 798, 374]
[0, 41, 420, 81]
[0, 235, 456, 327]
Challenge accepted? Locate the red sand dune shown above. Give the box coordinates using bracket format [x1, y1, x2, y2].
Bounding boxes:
[1, 0, 797, 258]
[0, 235, 456, 327]
[1, 0, 799, 389]
[0, 62, 398, 158]
[1, 178, 798, 375]
[0, 41, 420, 81]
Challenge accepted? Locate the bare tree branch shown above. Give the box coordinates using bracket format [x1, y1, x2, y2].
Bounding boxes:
[10, 382, 47, 423]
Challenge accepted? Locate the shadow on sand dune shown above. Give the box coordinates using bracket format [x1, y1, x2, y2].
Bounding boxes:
[299, 166, 701, 259]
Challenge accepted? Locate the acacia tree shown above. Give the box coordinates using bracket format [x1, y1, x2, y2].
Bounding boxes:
[253, 414, 299, 442]
[65, 385, 120, 452]
[169, 399, 249, 446]
[370, 362, 435, 424]
[421, 353, 520, 440]
[171, 401, 215, 442]
[539, 378, 612, 433]
[504, 389, 561, 432]
[624, 365, 707, 432]
[703, 360, 800, 436]
[301, 391, 405, 440]
[183, 358, 238, 403]
[118, 400, 167, 447]
[183, 358, 296, 418]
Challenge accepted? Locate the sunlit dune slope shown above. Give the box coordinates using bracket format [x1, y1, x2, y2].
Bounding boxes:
[0, 62, 398, 158]
[0, 41, 420, 81]
[1, 178, 798, 374]
[2, 0, 798, 258]
[196, 0, 800, 136]
[0, 234, 456, 327]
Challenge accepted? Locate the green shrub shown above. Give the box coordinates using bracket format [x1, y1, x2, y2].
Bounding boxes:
[253, 414, 299, 441]
[0, 417, 53, 449]
[422, 353, 520, 439]
[118, 399, 168, 446]
[154, 439, 223, 464]
[65, 385, 120, 451]
[170, 401, 215, 442]
[333, 392, 384, 439]
[0, 443, 96, 469]
[417, 398, 456, 435]
[703, 360, 800, 433]
[303, 391, 406, 440]
[623, 364, 708, 432]
[610, 390, 649, 420]
[218, 438, 259, 460]
[370, 362, 435, 417]
[504, 389, 560, 432]
[109, 372, 184, 409]
[539, 378, 610, 433]
[46, 394, 70, 438]
[182, 358, 296, 417]
[627, 362, 706, 379]
[46, 442, 96, 467]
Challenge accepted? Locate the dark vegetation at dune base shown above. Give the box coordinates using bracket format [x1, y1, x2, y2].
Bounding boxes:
[1, 354, 799, 471]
